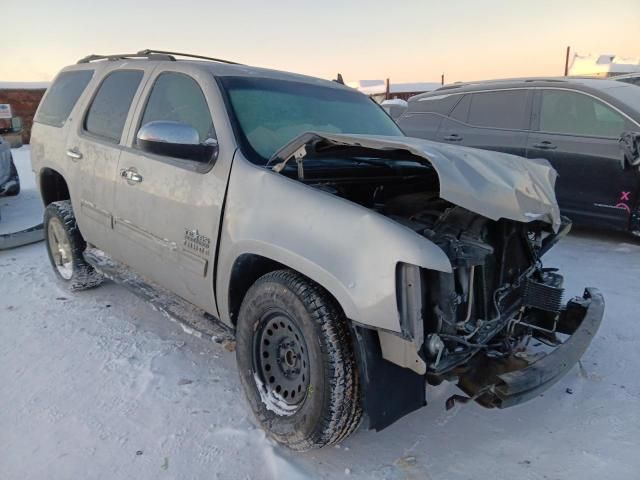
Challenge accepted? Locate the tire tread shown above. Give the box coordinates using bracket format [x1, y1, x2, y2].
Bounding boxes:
[44, 200, 103, 291]
[240, 270, 362, 450]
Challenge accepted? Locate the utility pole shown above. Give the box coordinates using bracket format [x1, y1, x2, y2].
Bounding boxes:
[385, 78, 390, 100]
[441, 73, 445, 86]
[564, 46, 571, 76]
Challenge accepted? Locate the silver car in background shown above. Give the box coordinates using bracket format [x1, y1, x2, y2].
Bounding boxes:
[0, 136, 20, 197]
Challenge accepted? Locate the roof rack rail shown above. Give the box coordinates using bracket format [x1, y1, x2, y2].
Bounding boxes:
[432, 77, 573, 92]
[137, 49, 242, 65]
[77, 49, 241, 65]
[76, 52, 174, 64]
[434, 83, 469, 91]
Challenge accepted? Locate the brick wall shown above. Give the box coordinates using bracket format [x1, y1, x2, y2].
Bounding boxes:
[0, 89, 46, 144]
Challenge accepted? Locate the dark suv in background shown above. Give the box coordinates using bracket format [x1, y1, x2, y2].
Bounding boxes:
[397, 78, 640, 236]
[615, 73, 640, 87]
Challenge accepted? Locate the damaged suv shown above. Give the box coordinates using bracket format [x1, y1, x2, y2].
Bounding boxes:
[30, 50, 604, 450]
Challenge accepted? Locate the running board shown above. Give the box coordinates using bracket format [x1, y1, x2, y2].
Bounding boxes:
[83, 247, 235, 350]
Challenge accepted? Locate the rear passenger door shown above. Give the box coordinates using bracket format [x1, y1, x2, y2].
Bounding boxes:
[31, 68, 94, 216]
[112, 68, 232, 314]
[527, 88, 639, 229]
[67, 67, 148, 250]
[438, 89, 532, 158]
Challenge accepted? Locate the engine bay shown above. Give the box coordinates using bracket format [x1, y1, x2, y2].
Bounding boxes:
[297, 162, 570, 382]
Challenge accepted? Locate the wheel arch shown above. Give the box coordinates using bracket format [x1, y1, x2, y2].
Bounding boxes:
[225, 251, 357, 327]
[39, 168, 70, 206]
[227, 253, 288, 326]
[225, 251, 427, 433]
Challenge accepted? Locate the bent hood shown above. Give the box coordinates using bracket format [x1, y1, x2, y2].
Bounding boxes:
[272, 132, 562, 232]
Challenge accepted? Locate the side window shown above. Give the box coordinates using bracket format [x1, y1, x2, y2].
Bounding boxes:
[139, 72, 214, 143]
[540, 90, 627, 137]
[409, 94, 461, 115]
[84, 70, 143, 142]
[397, 113, 443, 139]
[449, 94, 471, 122]
[35, 70, 94, 127]
[467, 90, 528, 129]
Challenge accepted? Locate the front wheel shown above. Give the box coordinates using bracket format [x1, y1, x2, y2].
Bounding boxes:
[236, 270, 362, 450]
[44, 200, 103, 290]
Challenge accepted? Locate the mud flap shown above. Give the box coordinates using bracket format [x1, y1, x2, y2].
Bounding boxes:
[454, 288, 604, 409]
[351, 325, 426, 431]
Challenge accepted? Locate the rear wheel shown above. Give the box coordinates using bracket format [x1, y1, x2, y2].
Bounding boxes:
[236, 270, 362, 450]
[44, 200, 103, 290]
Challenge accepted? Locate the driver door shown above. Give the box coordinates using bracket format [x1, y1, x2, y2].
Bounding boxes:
[112, 67, 231, 313]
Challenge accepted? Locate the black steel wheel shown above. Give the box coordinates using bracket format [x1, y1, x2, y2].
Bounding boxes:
[253, 310, 310, 412]
[236, 270, 362, 450]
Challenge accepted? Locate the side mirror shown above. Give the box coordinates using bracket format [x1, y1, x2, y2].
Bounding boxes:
[137, 121, 218, 163]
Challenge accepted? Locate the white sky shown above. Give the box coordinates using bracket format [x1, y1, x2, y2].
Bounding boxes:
[1, 0, 638, 83]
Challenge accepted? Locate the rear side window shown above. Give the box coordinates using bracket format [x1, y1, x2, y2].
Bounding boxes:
[139, 72, 214, 142]
[467, 90, 529, 129]
[408, 94, 461, 115]
[84, 70, 143, 142]
[449, 94, 471, 122]
[35, 70, 93, 127]
[398, 113, 443, 139]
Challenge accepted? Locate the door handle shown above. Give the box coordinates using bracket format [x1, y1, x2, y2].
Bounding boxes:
[444, 134, 463, 142]
[120, 168, 143, 185]
[532, 141, 557, 150]
[66, 148, 83, 160]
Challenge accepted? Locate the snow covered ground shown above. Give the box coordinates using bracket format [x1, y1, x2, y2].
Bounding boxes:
[1, 148, 639, 479]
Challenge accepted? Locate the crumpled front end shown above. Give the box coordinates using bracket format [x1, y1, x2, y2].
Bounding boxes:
[391, 208, 604, 411]
[266, 131, 602, 423]
[452, 288, 603, 409]
[271, 132, 562, 231]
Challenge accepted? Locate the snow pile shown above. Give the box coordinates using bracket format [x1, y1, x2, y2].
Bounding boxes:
[569, 53, 640, 76]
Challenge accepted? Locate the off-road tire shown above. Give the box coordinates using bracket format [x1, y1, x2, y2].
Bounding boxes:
[3, 158, 20, 196]
[236, 270, 362, 450]
[44, 200, 103, 290]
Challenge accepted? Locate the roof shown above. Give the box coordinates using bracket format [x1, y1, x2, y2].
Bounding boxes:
[65, 49, 348, 91]
[0, 82, 50, 90]
[410, 76, 633, 100]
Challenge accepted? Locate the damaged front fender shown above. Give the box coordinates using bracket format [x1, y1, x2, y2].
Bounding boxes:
[216, 153, 452, 333]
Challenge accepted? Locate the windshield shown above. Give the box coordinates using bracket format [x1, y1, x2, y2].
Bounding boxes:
[219, 76, 403, 163]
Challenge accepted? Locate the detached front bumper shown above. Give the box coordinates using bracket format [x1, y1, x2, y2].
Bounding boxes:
[454, 288, 604, 409]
